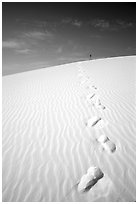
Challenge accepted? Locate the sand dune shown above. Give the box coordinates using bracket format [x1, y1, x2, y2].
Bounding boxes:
[2, 56, 136, 201]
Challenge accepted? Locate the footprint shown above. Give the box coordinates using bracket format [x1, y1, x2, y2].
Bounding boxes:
[78, 166, 104, 193]
[97, 135, 116, 153]
[86, 93, 95, 102]
[97, 105, 106, 110]
[87, 116, 101, 127]
[94, 119, 109, 129]
[86, 94, 98, 106]
[97, 134, 109, 143]
[103, 140, 116, 153]
[92, 85, 97, 90]
[95, 97, 101, 106]
[91, 96, 106, 110]
[87, 166, 104, 180]
[95, 99, 106, 110]
[86, 84, 97, 90]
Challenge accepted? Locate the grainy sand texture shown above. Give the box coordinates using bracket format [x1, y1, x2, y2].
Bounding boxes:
[2, 56, 136, 202]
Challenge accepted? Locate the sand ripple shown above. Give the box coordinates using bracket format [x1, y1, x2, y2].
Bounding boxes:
[2, 56, 135, 201]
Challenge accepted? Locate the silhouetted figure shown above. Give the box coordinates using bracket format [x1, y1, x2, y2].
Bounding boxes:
[89, 54, 92, 60]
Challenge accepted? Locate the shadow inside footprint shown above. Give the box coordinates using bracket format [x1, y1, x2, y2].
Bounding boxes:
[87, 117, 101, 127]
[83, 172, 104, 192]
[84, 179, 98, 192]
[86, 93, 95, 102]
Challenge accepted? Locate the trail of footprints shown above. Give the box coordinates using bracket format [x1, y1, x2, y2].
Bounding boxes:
[77, 65, 116, 193]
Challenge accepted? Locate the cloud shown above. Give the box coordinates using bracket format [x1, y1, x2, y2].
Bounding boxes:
[23, 31, 46, 40]
[15, 49, 32, 54]
[111, 20, 134, 31]
[91, 19, 110, 30]
[61, 18, 82, 27]
[115, 20, 133, 29]
[2, 39, 32, 55]
[2, 40, 24, 49]
[90, 19, 110, 30]
[3, 29, 54, 54]
[90, 18, 134, 31]
[22, 31, 53, 40]
[72, 19, 82, 27]
[16, 19, 48, 28]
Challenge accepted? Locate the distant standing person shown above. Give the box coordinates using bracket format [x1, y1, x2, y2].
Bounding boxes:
[89, 54, 92, 60]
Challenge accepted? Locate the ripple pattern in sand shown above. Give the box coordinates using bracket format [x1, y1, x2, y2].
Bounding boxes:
[2, 57, 136, 202]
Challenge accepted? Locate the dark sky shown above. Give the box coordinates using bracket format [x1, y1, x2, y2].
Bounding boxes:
[2, 2, 136, 75]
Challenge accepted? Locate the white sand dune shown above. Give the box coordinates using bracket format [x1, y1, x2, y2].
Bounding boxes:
[2, 56, 136, 202]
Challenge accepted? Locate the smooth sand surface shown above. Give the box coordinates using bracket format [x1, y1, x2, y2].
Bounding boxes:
[2, 56, 136, 201]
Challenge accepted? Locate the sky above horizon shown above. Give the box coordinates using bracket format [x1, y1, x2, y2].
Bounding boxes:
[2, 2, 136, 75]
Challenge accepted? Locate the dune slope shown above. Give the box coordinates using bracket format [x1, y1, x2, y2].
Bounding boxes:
[2, 56, 136, 202]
